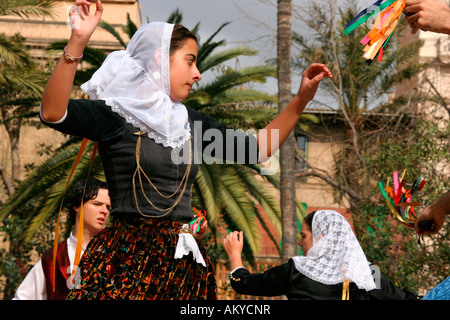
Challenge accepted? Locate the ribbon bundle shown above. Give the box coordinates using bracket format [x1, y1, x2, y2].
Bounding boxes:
[189, 207, 207, 236]
[344, 0, 406, 63]
[378, 170, 426, 228]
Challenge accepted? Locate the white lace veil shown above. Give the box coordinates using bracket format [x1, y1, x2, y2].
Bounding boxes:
[80, 22, 191, 148]
[292, 210, 376, 291]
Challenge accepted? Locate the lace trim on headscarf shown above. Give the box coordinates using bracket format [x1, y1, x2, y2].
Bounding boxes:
[292, 210, 376, 291]
[80, 22, 190, 149]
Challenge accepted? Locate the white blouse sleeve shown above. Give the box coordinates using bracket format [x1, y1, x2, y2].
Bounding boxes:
[12, 260, 47, 300]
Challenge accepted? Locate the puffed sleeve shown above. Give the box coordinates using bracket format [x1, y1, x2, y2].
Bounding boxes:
[40, 99, 124, 143]
[186, 107, 259, 164]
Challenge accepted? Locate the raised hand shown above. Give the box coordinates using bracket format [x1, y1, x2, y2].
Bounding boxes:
[41, 1, 104, 122]
[223, 231, 244, 256]
[296, 63, 333, 105]
[69, 0, 104, 44]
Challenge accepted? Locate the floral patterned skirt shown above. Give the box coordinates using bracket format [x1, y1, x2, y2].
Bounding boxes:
[67, 217, 217, 300]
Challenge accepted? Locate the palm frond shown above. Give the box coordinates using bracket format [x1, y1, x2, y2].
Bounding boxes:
[99, 20, 127, 48]
[0, 67, 45, 97]
[209, 88, 276, 107]
[194, 163, 222, 226]
[0, 0, 55, 19]
[198, 46, 258, 73]
[123, 13, 138, 40]
[0, 140, 98, 230]
[200, 65, 276, 97]
[46, 41, 107, 85]
[25, 151, 103, 241]
[218, 166, 260, 253]
[201, 105, 277, 129]
[232, 164, 281, 235]
[0, 33, 31, 67]
[197, 22, 231, 64]
[166, 8, 183, 24]
[252, 202, 282, 256]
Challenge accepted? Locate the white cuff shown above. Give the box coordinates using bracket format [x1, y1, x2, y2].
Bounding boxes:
[39, 104, 68, 124]
[174, 224, 206, 267]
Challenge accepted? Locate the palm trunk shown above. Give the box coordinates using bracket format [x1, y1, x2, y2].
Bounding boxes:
[277, 0, 297, 263]
[344, 124, 362, 217]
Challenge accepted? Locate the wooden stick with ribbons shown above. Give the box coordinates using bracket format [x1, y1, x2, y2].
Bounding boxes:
[378, 170, 426, 229]
[344, 0, 406, 63]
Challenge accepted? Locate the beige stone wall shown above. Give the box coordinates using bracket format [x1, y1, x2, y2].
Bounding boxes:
[0, 124, 68, 182]
[295, 125, 349, 209]
[0, 0, 141, 185]
[397, 1, 450, 123]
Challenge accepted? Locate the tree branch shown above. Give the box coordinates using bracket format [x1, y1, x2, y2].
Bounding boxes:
[0, 161, 15, 196]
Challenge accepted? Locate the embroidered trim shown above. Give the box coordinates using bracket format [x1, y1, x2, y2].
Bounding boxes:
[229, 272, 241, 282]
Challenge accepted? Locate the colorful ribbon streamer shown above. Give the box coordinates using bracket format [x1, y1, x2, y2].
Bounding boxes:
[378, 170, 426, 228]
[344, 0, 406, 63]
[189, 208, 207, 237]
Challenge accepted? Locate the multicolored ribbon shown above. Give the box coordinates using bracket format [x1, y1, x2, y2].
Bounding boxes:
[189, 208, 207, 237]
[378, 170, 426, 228]
[344, 0, 406, 63]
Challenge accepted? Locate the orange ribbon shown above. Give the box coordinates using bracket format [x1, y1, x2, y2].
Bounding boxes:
[52, 138, 98, 291]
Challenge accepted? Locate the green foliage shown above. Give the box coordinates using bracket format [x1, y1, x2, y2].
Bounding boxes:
[358, 118, 449, 294]
[356, 204, 449, 294]
[0, 0, 55, 19]
[0, 213, 56, 299]
[293, 0, 449, 295]
[365, 119, 449, 205]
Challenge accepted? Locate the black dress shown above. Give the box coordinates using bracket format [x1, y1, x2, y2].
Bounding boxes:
[42, 99, 259, 222]
[230, 259, 419, 300]
[41, 99, 259, 299]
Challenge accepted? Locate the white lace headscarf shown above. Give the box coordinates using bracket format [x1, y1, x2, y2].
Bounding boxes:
[292, 210, 376, 291]
[81, 22, 191, 148]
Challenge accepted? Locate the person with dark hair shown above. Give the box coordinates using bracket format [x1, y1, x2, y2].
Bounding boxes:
[224, 210, 419, 300]
[39, 0, 332, 299]
[13, 178, 110, 300]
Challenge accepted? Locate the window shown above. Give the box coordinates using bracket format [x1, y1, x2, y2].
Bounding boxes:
[295, 134, 307, 172]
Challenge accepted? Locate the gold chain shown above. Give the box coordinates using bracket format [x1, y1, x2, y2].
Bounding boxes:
[132, 132, 192, 218]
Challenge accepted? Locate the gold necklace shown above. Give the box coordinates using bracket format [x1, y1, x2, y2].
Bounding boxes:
[132, 132, 192, 218]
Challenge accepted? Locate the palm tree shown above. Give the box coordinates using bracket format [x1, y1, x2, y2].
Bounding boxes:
[277, 0, 299, 263]
[0, 0, 57, 299]
[0, 0, 55, 196]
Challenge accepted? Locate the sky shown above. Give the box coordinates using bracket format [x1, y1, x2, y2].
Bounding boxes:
[139, 0, 280, 94]
[139, 0, 377, 103]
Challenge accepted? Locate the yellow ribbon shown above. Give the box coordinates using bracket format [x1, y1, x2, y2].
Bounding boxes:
[342, 279, 350, 300]
[52, 138, 97, 291]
